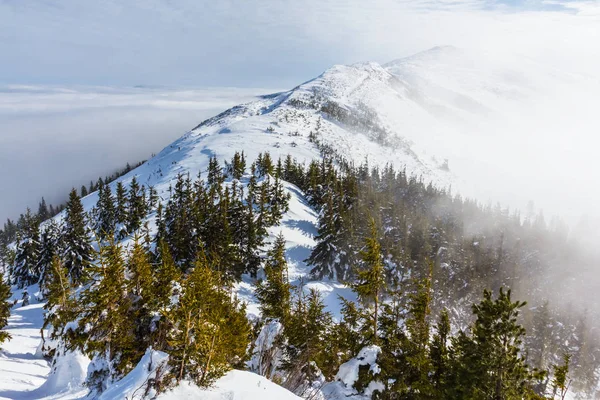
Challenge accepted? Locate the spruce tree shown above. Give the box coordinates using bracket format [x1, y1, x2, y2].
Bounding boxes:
[115, 181, 128, 227]
[95, 181, 116, 239]
[62, 189, 93, 284]
[430, 308, 451, 396]
[79, 238, 137, 392]
[450, 288, 545, 399]
[255, 233, 291, 321]
[551, 353, 571, 400]
[12, 208, 41, 287]
[126, 236, 154, 357]
[126, 177, 147, 234]
[38, 197, 49, 221]
[0, 272, 12, 348]
[352, 218, 385, 343]
[283, 288, 333, 394]
[167, 254, 250, 387]
[37, 220, 61, 292]
[42, 256, 77, 351]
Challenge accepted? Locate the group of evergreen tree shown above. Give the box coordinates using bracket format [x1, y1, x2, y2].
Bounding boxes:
[254, 219, 573, 399]
[1, 148, 598, 397]
[274, 154, 599, 395]
[156, 153, 289, 281]
[43, 235, 249, 394]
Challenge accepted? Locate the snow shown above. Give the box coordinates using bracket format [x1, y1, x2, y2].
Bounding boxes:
[320, 346, 383, 400]
[0, 48, 592, 398]
[335, 345, 381, 388]
[98, 349, 168, 400]
[157, 370, 301, 400]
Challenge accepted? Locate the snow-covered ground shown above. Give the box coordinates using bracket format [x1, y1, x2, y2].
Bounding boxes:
[1, 47, 592, 398]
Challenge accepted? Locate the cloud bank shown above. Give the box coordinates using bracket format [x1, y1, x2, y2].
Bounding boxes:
[0, 86, 270, 222]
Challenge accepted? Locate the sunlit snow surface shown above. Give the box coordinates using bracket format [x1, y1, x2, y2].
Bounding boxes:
[1, 48, 594, 398]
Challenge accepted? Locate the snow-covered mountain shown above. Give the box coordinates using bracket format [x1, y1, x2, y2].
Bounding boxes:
[1, 46, 593, 399]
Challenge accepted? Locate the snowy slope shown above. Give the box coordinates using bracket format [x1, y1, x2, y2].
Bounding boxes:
[3, 47, 593, 398]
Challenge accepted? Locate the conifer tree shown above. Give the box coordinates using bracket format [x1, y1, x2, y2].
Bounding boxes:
[450, 288, 545, 399]
[95, 181, 116, 239]
[167, 254, 250, 387]
[62, 189, 93, 284]
[0, 272, 12, 348]
[126, 177, 147, 234]
[38, 197, 49, 221]
[115, 181, 128, 227]
[42, 256, 77, 353]
[552, 353, 571, 400]
[37, 220, 61, 291]
[403, 273, 434, 397]
[283, 288, 333, 393]
[126, 236, 155, 356]
[307, 187, 353, 280]
[430, 308, 451, 396]
[164, 174, 195, 266]
[79, 238, 137, 392]
[12, 208, 41, 287]
[255, 233, 291, 321]
[352, 218, 385, 343]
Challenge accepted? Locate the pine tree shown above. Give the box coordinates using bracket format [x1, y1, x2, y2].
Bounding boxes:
[115, 181, 128, 227]
[79, 238, 137, 392]
[352, 218, 385, 343]
[164, 174, 196, 266]
[450, 288, 545, 400]
[126, 177, 147, 234]
[37, 197, 49, 221]
[430, 308, 451, 396]
[95, 181, 116, 239]
[42, 255, 77, 353]
[126, 236, 154, 357]
[167, 254, 250, 387]
[12, 208, 41, 287]
[283, 288, 333, 394]
[37, 220, 61, 292]
[552, 353, 571, 400]
[62, 189, 94, 284]
[403, 273, 434, 397]
[255, 233, 291, 321]
[0, 272, 12, 348]
[150, 241, 181, 351]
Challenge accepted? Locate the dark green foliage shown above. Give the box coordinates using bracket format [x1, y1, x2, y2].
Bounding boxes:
[449, 288, 545, 400]
[61, 189, 94, 284]
[126, 177, 147, 234]
[12, 208, 40, 287]
[37, 220, 61, 292]
[0, 272, 12, 347]
[352, 218, 386, 343]
[282, 288, 334, 394]
[78, 237, 137, 392]
[255, 233, 291, 321]
[167, 255, 250, 387]
[95, 181, 116, 239]
[115, 181, 128, 227]
[42, 255, 78, 351]
[430, 309, 451, 396]
[552, 354, 571, 400]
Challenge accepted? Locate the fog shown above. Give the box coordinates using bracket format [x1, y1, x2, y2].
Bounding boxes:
[1, 0, 599, 305]
[0, 86, 271, 223]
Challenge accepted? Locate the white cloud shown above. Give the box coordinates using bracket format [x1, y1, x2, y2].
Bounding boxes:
[0, 86, 271, 223]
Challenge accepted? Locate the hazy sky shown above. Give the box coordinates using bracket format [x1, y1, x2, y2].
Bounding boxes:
[1, 0, 600, 227]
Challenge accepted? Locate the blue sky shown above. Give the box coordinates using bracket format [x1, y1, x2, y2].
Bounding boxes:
[1, 0, 598, 88]
[0, 0, 599, 224]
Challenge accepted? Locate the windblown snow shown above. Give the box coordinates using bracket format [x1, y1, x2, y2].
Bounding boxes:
[0, 46, 587, 399]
